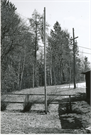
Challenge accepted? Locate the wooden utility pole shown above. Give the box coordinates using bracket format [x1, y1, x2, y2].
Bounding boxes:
[72, 28, 78, 89]
[44, 7, 47, 114]
[35, 18, 37, 63]
[34, 15, 38, 87]
[73, 28, 76, 89]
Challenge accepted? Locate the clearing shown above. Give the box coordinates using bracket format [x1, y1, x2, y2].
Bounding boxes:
[1, 82, 91, 134]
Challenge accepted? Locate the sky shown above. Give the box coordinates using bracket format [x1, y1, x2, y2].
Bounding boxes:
[10, 0, 91, 63]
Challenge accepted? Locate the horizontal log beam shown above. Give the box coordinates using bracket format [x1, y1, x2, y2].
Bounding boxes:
[1, 93, 76, 96]
[2, 101, 76, 104]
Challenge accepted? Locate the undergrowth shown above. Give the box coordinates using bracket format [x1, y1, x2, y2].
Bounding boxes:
[1, 100, 8, 111]
[1, 94, 8, 111]
[22, 95, 34, 112]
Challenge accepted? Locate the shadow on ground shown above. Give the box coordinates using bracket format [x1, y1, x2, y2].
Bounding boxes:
[59, 114, 83, 129]
[5, 109, 46, 115]
[58, 92, 87, 129]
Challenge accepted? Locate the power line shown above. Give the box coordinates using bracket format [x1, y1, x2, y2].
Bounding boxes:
[39, 45, 90, 56]
[79, 51, 91, 55]
[78, 46, 91, 50]
[9, 11, 91, 52]
[70, 43, 91, 50]
[39, 44, 91, 55]
[6, 10, 91, 53]
[9, 12, 91, 52]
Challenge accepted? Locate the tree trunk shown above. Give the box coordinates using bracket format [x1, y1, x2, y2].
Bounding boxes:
[19, 47, 26, 90]
[59, 63, 62, 84]
[62, 70, 65, 83]
[17, 60, 21, 90]
[53, 66, 56, 85]
[50, 66, 52, 85]
[32, 64, 34, 88]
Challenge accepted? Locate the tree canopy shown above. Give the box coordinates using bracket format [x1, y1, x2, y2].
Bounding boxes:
[1, 0, 90, 92]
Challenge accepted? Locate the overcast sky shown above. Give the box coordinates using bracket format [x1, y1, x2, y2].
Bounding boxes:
[10, 0, 91, 62]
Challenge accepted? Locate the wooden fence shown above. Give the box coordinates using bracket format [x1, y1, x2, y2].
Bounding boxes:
[2, 93, 75, 107]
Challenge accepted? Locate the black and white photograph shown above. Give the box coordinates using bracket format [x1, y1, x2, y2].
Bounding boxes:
[1, 0, 91, 134]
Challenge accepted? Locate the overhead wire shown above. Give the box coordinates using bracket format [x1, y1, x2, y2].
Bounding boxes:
[15, 12, 91, 51]
[70, 43, 91, 50]
[78, 46, 91, 50]
[79, 51, 91, 55]
[10, 12, 91, 56]
[38, 45, 91, 55]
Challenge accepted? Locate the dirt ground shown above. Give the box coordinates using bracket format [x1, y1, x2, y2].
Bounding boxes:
[1, 83, 91, 134]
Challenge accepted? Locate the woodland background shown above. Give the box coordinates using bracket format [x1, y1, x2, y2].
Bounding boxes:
[1, 0, 90, 93]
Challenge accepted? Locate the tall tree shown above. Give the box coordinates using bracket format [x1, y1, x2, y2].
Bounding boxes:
[47, 22, 71, 85]
[1, 0, 34, 91]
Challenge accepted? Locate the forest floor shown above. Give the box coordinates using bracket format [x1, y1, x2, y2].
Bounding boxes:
[1, 82, 91, 134]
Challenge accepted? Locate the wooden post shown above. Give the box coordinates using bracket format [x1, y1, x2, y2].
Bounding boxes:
[24, 94, 29, 107]
[69, 95, 72, 111]
[44, 7, 47, 114]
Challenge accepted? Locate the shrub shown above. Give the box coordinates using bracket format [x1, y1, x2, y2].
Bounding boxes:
[22, 95, 33, 112]
[47, 96, 56, 112]
[1, 100, 8, 111]
[47, 97, 53, 106]
[23, 101, 33, 112]
[1, 93, 8, 111]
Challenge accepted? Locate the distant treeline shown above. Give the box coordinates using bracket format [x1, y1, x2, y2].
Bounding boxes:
[1, 0, 90, 92]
